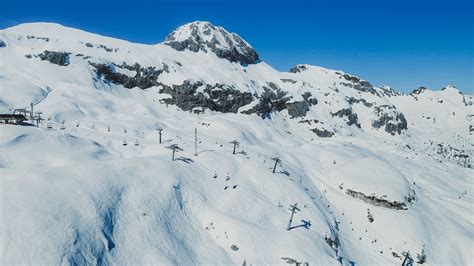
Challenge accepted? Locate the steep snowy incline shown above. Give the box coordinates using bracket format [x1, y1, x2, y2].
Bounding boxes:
[0, 21, 473, 265]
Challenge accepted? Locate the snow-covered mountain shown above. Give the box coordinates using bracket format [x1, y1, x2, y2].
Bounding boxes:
[0, 21, 472, 265]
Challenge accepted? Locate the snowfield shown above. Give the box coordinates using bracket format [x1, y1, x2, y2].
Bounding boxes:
[0, 21, 473, 265]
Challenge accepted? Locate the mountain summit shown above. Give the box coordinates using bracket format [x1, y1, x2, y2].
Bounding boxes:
[164, 21, 259, 65]
[0, 21, 472, 265]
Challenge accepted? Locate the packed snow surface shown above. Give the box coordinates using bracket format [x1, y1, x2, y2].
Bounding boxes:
[0, 22, 473, 265]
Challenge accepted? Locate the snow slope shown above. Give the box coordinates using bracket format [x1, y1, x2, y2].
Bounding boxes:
[0, 22, 473, 265]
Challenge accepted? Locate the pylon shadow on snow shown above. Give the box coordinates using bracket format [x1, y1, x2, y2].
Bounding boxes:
[279, 170, 290, 176]
[176, 157, 194, 164]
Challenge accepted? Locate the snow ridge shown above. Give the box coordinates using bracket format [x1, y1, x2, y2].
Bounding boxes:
[0, 21, 473, 265]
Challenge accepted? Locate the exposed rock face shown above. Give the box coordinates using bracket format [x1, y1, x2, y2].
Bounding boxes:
[311, 128, 334, 138]
[159, 80, 253, 113]
[0, 39, 6, 48]
[38, 51, 70, 66]
[165, 21, 259, 65]
[338, 72, 378, 95]
[242, 83, 290, 118]
[90, 62, 165, 89]
[98, 44, 115, 52]
[346, 96, 374, 107]
[289, 65, 308, 73]
[302, 92, 318, 105]
[346, 189, 408, 210]
[411, 86, 428, 95]
[286, 101, 309, 118]
[27, 35, 49, 42]
[379, 85, 402, 97]
[285, 92, 318, 118]
[424, 141, 472, 168]
[280, 78, 297, 84]
[372, 105, 408, 135]
[331, 108, 361, 128]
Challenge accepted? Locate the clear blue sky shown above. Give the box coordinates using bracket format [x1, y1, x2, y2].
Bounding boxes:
[1, 0, 473, 93]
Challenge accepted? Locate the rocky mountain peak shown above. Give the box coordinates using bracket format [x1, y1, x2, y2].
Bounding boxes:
[441, 85, 462, 94]
[411, 86, 429, 95]
[164, 21, 259, 65]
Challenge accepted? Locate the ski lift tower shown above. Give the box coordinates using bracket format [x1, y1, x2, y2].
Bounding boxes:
[34, 112, 44, 127]
[157, 128, 163, 144]
[166, 144, 183, 161]
[287, 203, 301, 230]
[229, 140, 240, 154]
[271, 157, 281, 173]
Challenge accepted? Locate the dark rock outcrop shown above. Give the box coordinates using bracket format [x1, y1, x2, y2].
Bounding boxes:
[27, 35, 49, 42]
[302, 92, 318, 105]
[90, 62, 165, 89]
[372, 105, 408, 135]
[346, 189, 408, 210]
[331, 108, 361, 128]
[286, 101, 309, 118]
[346, 96, 374, 107]
[311, 128, 334, 138]
[425, 141, 472, 168]
[280, 78, 297, 84]
[411, 86, 428, 95]
[242, 83, 290, 118]
[38, 51, 70, 66]
[158, 80, 319, 117]
[285, 92, 317, 118]
[338, 73, 378, 95]
[289, 65, 308, 73]
[379, 85, 402, 97]
[0, 39, 6, 48]
[298, 119, 321, 125]
[165, 21, 259, 65]
[159, 80, 253, 113]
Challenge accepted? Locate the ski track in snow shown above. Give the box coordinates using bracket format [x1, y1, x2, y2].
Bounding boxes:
[0, 22, 473, 265]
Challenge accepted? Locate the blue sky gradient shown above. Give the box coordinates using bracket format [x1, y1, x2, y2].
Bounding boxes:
[1, 0, 473, 93]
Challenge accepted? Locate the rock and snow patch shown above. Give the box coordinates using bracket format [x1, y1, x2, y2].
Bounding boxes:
[0, 21, 473, 265]
[372, 105, 407, 135]
[165, 21, 259, 65]
[329, 157, 412, 204]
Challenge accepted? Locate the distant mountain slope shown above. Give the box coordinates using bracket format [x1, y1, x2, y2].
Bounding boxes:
[0, 22, 472, 265]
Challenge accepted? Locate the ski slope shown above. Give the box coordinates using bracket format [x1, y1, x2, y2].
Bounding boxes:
[0, 21, 473, 265]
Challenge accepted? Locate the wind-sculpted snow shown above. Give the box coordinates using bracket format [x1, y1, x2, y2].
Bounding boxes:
[0, 77, 51, 112]
[0, 21, 473, 265]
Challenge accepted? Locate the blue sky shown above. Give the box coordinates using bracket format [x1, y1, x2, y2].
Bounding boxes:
[1, 0, 473, 93]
